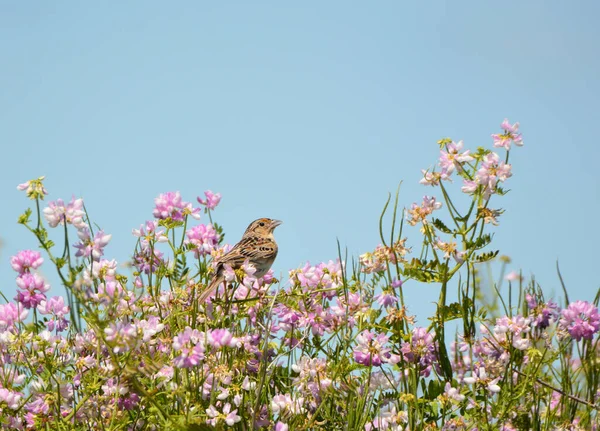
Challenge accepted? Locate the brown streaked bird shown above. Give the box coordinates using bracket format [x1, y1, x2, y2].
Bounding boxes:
[199, 218, 282, 303]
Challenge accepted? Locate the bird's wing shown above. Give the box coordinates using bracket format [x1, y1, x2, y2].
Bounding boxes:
[219, 236, 278, 267]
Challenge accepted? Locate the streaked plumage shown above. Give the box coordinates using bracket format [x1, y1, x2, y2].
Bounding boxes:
[199, 218, 282, 303]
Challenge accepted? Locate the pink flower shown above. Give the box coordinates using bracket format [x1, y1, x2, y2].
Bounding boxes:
[0, 388, 22, 410]
[185, 224, 220, 257]
[43, 196, 86, 229]
[354, 330, 392, 366]
[207, 328, 238, 349]
[73, 228, 112, 261]
[559, 300, 600, 341]
[205, 403, 241, 427]
[419, 169, 441, 186]
[406, 196, 442, 226]
[0, 302, 29, 331]
[172, 327, 206, 368]
[464, 152, 512, 198]
[15, 273, 50, 308]
[132, 220, 168, 248]
[153, 191, 200, 222]
[439, 140, 474, 178]
[492, 119, 523, 150]
[10, 250, 44, 274]
[37, 296, 70, 332]
[197, 190, 222, 210]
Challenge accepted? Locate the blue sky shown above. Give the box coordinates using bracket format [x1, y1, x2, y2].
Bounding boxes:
[1, 2, 599, 321]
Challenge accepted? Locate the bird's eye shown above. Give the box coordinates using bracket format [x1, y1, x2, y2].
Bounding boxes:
[259, 222, 265, 227]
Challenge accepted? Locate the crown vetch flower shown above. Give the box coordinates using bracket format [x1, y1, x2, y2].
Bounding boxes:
[492, 118, 523, 150]
[10, 250, 44, 274]
[17, 176, 48, 200]
[0, 302, 29, 332]
[354, 330, 392, 366]
[74, 228, 112, 261]
[153, 191, 200, 222]
[197, 190, 222, 210]
[407, 196, 442, 226]
[15, 273, 50, 309]
[559, 300, 600, 341]
[185, 224, 220, 257]
[439, 140, 474, 178]
[43, 196, 87, 229]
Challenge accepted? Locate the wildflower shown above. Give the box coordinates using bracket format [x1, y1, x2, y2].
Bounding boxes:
[492, 119, 523, 150]
[207, 328, 238, 349]
[275, 423, 289, 431]
[0, 387, 23, 410]
[439, 140, 474, 178]
[43, 196, 87, 229]
[17, 176, 48, 200]
[10, 250, 44, 274]
[406, 196, 442, 226]
[104, 321, 139, 353]
[401, 327, 439, 376]
[354, 330, 392, 366]
[419, 169, 441, 186]
[185, 224, 220, 257]
[465, 152, 512, 199]
[205, 403, 241, 427]
[153, 191, 200, 222]
[559, 300, 600, 341]
[526, 294, 559, 330]
[133, 247, 164, 275]
[37, 296, 70, 332]
[132, 220, 169, 247]
[291, 356, 332, 397]
[374, 292, 398, 308]
[172, 327, 206, 368]
[463, 366, 501, 394]
[15, 272, 50, 308]
[271, 393, 305, 415]
[197, 190, 222, 210]
[73, 227, 112, 261]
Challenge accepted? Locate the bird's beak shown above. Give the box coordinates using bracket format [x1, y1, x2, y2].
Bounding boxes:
[271, 219, 283, 228]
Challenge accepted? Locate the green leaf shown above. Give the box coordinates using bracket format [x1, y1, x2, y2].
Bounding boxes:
[474, 250, 499, 263]
[18, 208, 32, 224]
[432, 218, 453, 234]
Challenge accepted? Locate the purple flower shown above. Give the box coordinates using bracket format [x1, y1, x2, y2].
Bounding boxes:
[15, 273, 50, 309]
[10, 250, 44, 274]
[463, 152, 512, 198]
[185, 224, 220, 257]
[153, 191, 200, 222]
[492, 118, 523, 150]
[133, 247, 164, 275]
[43, 196, 87, 229]
[197, 190, 222, 210]
[207, 328, 238, 349]
[559, 300, 600, 341]
[37, 296, 70, 332]
[400, 327, 438, 377]
[354, 331, 392, 366]
[439, 140, 474, 178]
[172, 327, 206, 368]
[73, 228, 112, 261]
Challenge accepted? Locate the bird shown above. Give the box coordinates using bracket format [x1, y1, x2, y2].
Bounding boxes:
[198, 218, 282, 303]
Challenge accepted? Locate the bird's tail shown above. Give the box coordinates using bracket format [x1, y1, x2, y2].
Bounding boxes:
[198, 275, 224, 303]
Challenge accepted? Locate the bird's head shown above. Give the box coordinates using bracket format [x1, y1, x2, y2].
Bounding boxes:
[244, 218, 282, 236]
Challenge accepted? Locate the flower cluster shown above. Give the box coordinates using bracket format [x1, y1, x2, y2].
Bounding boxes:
[6, 121, 600, 430]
